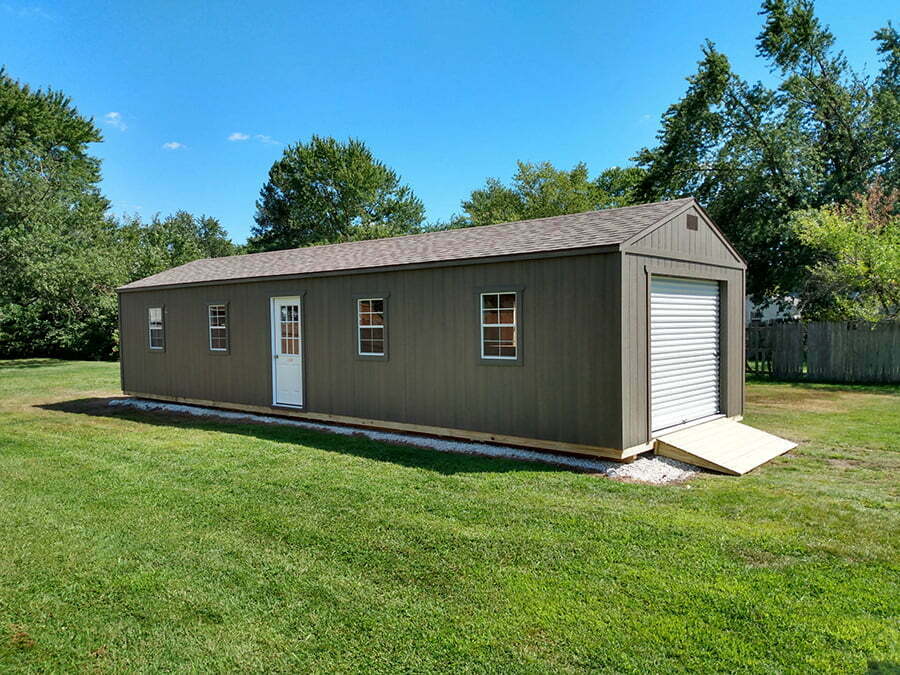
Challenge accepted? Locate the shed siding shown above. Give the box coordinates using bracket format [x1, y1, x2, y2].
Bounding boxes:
[620, 252, 745, 448]
[120, 253, 624, 449]
[628, 206, 743, 267]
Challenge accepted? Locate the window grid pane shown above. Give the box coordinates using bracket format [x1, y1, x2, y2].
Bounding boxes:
[208, 305, 228, 351]
[278, 303, 301, 355]
[481, 293, 516, 359]
[358, 298, 385, 355]
[148, 307, 164, 349]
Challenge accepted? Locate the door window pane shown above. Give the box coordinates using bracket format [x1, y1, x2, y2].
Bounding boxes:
[279, 303, 301, 355]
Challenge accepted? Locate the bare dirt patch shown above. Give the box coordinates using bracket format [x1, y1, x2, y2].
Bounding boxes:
[736, 548, 805, 569]
[9, 625, 35, 650]
[747, 388, 864, 414]
[826, 458, 863, 469]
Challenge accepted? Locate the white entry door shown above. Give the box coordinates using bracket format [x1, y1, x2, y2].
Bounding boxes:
[650, 276, 721, 433]
[271, 297, 303, 407]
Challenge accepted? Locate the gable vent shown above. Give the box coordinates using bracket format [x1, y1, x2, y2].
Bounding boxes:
[686, 214, 699, 230]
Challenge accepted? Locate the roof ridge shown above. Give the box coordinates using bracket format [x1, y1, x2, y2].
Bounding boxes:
[191, 196, 695, 267]
[118, 196, 701, 290]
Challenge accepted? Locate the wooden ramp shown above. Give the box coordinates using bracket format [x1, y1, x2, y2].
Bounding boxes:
[655, 418, 796, 475]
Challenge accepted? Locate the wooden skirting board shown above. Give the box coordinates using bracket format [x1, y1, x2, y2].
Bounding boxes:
[122, 391, 651, 462]
[655, 418, 796, 475]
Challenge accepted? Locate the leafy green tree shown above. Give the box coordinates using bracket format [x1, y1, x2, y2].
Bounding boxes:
[117, 211, 240, 282]
[0, 67, 240, 359]
[594, 166, 647, 208]
[633, 0, 899, 301]
[451, 161, 644, 228]
[248, 136, 425, 251]
[0, 67, 120, 358]
[792, 182, 899, 321]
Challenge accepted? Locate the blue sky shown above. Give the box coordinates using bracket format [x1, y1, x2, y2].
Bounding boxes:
[1, 1, 894, 243]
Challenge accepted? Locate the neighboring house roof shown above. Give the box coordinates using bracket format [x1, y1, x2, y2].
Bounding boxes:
[746, 297, 801, 324]
[119, 197, 702, 291]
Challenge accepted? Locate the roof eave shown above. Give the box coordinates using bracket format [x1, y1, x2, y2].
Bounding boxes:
[115, 243, 624, 293]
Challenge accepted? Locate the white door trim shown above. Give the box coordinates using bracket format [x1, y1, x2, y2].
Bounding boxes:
[270, 296, 304, 408]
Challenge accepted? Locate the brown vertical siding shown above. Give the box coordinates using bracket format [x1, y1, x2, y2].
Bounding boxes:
[619, 206, 746, 448]
[119, 253, 625, 449]
[628, 206, 744, 267]
[619, 253, 745, 448]
[120, 204, 746, 455]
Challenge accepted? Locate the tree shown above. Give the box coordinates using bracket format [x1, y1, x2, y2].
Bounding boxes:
[791, 182, 899, 321]
[450, 161, 644, 228]
[0, 67, 240, 359]
[633, 1, 899, 302]
[248, 136, 425, 251]
[0, 67, 119, 359]
[117, 211, 241, 282]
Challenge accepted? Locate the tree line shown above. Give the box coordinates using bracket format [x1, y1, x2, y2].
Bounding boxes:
[1, 0, 897, 360]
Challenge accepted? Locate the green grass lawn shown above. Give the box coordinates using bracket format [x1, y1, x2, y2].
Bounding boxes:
[1, 360, 897, 672]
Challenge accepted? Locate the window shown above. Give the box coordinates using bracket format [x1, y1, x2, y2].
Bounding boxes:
[480, 292, 517, 359]
[279, 304, 301, 355]
[357, 298, 385, 356]
[208, 304, 228, 351]
[148, 307, 164, 350]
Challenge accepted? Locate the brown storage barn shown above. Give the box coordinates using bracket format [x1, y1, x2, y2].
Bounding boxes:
[118, 197, 748, 461]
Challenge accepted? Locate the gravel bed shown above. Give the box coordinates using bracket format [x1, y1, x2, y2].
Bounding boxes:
[108, 398, 700, 484]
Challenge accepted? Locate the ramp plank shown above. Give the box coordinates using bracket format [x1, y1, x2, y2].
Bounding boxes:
[655, 419, 796, 475]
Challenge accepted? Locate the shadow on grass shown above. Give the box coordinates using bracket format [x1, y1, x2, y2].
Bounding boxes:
[0, 358, 68, 370]
[745, 374, 900, 396]
[40, 397, 567, 476]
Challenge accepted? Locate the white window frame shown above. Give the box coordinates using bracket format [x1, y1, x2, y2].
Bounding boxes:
[480, 291, 517, 360]
[208, 304, 228, 352]
[148, 307, 164, 350]
[357, 298, 385, 356]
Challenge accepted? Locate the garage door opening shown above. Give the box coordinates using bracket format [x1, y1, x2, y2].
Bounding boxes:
[650, 276, 721, 434]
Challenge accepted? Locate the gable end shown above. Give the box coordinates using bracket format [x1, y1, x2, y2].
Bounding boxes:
[622, 202, 746, 268]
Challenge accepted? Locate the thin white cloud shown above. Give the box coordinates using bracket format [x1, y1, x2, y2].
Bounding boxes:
[104, 111, 127, 131]
[112, 201, 143, 212]
[1, 3, 54, 19]
[162, 141, 185, 150]
[226, 131, 281, 146]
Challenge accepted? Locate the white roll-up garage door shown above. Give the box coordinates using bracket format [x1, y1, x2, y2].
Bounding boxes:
[650, 276, 721, 433]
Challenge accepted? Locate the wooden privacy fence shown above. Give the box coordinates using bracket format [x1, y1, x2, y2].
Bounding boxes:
[747, 321, 900, 383]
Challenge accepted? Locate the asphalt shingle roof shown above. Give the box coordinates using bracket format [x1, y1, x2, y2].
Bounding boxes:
[119, 197, 694, 291]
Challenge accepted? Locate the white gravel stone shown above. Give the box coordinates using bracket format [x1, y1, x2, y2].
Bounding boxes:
[108, 398, 700, 484]
[604, 455, 699, 483]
